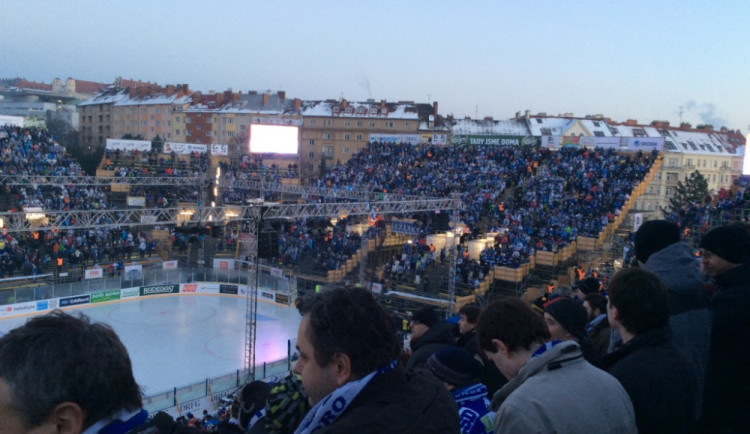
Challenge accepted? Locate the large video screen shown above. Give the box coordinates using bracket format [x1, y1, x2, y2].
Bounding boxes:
[249, 124, 299, 154]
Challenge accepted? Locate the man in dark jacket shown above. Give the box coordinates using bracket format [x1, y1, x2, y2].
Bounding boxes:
[634, 219, 711, 417]
[455, 304, 506, 395]
[697, 224, 750, 434]
[405, 306, 456, 372]
[292, 286, 459, 433]
[583, 292, 611, 357]
[601, 267, 697, 434]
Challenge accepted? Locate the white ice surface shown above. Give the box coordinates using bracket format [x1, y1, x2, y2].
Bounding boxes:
[0, 294, 301, 396]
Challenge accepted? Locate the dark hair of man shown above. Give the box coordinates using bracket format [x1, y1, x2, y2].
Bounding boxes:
[584, 293, 608, 316]
[458, 303, 482, 324]
[607, 268, 669, 335]
[0, 310, 142, 429]
[476, 298, 550, 354]
[296, 285, 400, 378]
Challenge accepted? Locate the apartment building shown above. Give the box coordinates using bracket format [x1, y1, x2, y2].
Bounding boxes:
[299, 99, 445, 182]
[78, 79, 175, 147]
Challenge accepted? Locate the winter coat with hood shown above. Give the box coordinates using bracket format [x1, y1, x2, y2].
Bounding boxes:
[641, 240, 711, 416]
[489, 341, 636, 434]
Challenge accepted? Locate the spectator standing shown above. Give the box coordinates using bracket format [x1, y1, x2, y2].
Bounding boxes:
[292, 286, 459, 433]
[405, 306, 455, 372]
[543, 296, 600, 365]
[455, 304, 506, 396]
[634, 219, 711, 418]
[0, 310, 151, 433]
[583, 292, 611, 357]
[697, 224, 750, 433]
[476, 298, 636, 433]
[601, 268, 697, 434]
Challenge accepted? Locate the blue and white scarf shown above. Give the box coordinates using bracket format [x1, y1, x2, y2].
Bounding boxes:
[452, 383, 494, 434]
[586, 313, 607, 334]
[531, 340, 562, 358]
[294, 359, 398, 434]
[81, 408, 149, 434]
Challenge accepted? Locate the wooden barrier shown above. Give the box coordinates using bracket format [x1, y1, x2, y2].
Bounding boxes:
[494, 266, 525, 282]
[536, 251, 557, 266]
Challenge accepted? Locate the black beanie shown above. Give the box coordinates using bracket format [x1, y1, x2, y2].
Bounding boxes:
[544, 297, 588, 340]
[634, 220, 680, 264]
[427, 346, 483, 388]
[578, 277, 601, 295]
[699, 225, 750, 264]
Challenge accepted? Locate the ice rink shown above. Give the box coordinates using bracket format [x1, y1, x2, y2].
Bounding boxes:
[0, 294, 301, 396]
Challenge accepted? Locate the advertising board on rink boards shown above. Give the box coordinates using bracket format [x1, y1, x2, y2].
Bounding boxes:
[85, 268, 104, 280]
[0, 281, 294, 320]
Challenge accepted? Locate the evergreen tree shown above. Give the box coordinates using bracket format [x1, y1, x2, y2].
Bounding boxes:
[666, 170, 709, 214]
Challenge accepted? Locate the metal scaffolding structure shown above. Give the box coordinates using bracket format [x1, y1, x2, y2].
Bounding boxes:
[0, 198, 461, 233]
[0, 174, 424, 203]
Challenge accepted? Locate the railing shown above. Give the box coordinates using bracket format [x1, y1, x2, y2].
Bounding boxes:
[142, 358, 291, 414]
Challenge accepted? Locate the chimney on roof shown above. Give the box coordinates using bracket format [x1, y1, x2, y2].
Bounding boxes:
[484, 116, 494, 121]
[166, 85, 175, 97]
[380, 99, 386, 109]
[433, 101, 438, 117]
[294, 98, 301, 111]
[249, 90, 258, 95]
[278, 90, 286, 100]
[697, 124, 714, 132]
[341, 99, 348, 109]
[625, 119, 638, 126]
[680, 122, 692, 130]
[651, 120, 669, 128]
[192, 91, 202, 103]
[216, 93, 224, 106]
[262, 93, 270, 106]
[233, 92, 240, 103]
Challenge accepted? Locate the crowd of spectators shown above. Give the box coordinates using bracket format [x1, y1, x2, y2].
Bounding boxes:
[318, 142, 655, 285]
[220, 157, 299, 204]
[0, 226, 156, 279]
[273, 217, 384, 273]
[104, 148, 209, 177]
[664, 188, 746, 231]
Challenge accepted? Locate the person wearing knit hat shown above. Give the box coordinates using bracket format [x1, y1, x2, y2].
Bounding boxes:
[405, 306, 455, 372]
[631, 219, 711, 422]
[698, 224, 750, 433]
[699, 224, 750, 278]
[572, 277, 601, 300]
[543, 297, 588, 342]
[427, 347, 494, 434]
[634, 220, 681, 264]
[543, 296, 600, 365]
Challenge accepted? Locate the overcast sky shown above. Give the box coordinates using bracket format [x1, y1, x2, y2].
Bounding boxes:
[2, 0, 748, 131]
